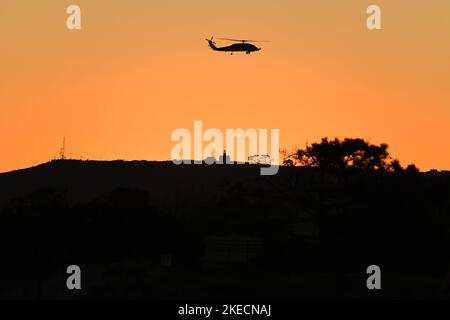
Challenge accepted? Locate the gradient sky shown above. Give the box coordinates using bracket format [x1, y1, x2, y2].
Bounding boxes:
[1, 0, 449, 172]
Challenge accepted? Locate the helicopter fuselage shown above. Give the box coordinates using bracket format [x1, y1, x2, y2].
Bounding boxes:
[208, 40, 261, 54]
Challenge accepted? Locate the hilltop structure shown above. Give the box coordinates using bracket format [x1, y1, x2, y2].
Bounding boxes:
[219, 150, 231, 164]
[204, 150, 231, 165]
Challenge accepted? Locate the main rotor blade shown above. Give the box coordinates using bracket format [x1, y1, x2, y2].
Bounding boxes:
[218, 38, 270, 43]
[218, 38, 244, 42]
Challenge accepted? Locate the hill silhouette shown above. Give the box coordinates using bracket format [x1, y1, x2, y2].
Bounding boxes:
[0, 159, 450, 299]
[0, 159, 288, 212]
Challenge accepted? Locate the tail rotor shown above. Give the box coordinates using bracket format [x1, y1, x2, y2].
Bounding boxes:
[205, 36, 217, 50]
[205, 36, 216, 45]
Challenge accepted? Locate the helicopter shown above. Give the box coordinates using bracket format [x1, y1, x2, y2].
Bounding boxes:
[205, 37, 266, 55]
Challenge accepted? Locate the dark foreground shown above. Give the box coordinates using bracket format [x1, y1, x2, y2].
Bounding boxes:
[0, 160, 449, 299]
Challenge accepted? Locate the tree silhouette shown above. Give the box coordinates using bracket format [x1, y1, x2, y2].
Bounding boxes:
[281, 137, 420, 249]
[283, 137, 417, 173]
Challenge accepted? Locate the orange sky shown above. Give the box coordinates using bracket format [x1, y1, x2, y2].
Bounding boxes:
[1, 0, 449, 172]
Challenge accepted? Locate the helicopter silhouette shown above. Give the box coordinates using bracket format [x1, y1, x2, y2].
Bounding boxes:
[206, 37, 266, 55]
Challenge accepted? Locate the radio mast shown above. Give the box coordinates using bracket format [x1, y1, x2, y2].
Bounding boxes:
[59, 137, 66, 160]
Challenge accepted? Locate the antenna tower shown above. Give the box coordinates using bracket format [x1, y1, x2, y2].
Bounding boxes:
[59, 137, 66, 160]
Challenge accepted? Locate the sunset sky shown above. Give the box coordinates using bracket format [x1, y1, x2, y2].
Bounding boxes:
[1, 0, 449, 173]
